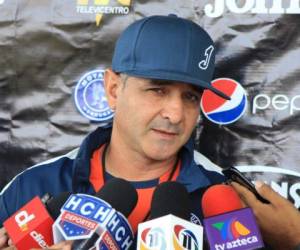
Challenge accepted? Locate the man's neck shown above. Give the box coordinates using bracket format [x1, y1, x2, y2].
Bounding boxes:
[104, 136, 178, 182]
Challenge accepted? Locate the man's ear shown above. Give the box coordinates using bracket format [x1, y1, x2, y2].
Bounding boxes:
[104, 69, 120, 110]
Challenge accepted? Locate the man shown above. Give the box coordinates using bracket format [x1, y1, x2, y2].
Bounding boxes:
[232, 181, 300, 250]
[0, 14, 229, 247]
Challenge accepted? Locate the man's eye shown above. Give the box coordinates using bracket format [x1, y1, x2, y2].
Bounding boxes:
[185, 92, 200, 103]
[149, 88, 165, 95]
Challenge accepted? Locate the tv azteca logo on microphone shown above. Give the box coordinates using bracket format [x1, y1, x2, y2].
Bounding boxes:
[212, 219, 251, 241]
[204, 208, 264, 250]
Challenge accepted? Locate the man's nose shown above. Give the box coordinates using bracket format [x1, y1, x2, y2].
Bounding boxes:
[160, 96, 184, 124]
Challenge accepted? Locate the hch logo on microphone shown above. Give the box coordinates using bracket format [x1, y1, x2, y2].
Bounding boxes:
[53, 194, 133, 250]
[14, 210, 35, 231]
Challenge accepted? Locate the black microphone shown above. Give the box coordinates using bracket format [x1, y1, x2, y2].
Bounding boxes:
[149, 181, 191, 220]
[96, 178, 138, 217]
[46, 192, 73, 220]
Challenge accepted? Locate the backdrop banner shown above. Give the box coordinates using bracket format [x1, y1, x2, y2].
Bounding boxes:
[1, 0, 300, 207]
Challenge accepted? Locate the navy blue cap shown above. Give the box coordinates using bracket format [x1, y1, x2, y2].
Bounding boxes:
[112, 15, 230, 100]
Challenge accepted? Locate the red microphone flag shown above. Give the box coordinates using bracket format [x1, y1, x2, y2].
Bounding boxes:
[4, 196, 54, 249]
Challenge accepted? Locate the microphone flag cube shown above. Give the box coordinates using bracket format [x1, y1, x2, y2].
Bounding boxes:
[53, 193, 134, 250]
[203, 207, 264, 250]
[3, 196, 54, 250]
[137, 214, 203, 250]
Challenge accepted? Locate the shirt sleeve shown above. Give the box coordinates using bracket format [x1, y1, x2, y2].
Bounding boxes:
[0, 176, 21, 226]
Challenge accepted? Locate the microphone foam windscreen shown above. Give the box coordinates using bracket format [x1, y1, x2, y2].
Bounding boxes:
[96, 178, 138, 217]
[201, 184, 243, 218]
[150, 181, 191, 220]
[46, 192, 72, 219]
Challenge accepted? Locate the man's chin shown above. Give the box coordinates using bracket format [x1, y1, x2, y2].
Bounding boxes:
[145, 148, 180, 162]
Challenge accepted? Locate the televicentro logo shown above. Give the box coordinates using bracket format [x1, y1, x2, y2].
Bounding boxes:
[173, 225, 199, 250]
[74, 70, 114, 122]
[76, 0, 131, 26]
[140, 227, 167, 250]
[201, 78, 247, 125]
[140, 225, 199, 250]
[204, 0, 300, 18]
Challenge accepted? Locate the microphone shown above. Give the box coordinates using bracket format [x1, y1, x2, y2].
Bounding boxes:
[149, 181, 191, 220]
[137, 181, 204, 250]
[46, 192, 72, 221]
[53, 178, 138, 250]
[202, 184, 243, 217]
[202, 184, 264, 250]
[3, 192, 70, 250]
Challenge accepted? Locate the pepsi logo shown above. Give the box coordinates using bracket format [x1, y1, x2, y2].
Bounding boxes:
[201, 78, 247, 125]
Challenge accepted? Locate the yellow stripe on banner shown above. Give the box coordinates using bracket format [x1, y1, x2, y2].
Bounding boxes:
[117, 0, 131, 6]
[94, 0, 110, 5]
[77, 0, 89, 5]
[96, 13, 103, 26]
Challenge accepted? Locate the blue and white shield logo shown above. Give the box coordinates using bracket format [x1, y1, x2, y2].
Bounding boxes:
[74, 70, 114, 122]
[59, 218, 91, 238]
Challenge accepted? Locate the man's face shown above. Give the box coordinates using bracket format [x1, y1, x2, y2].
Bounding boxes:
[106, 72, 202, 162]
